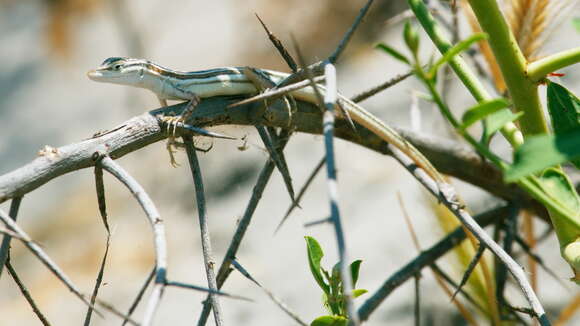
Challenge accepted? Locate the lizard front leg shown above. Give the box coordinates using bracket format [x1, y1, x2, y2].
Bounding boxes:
[158, 84, 201, 167]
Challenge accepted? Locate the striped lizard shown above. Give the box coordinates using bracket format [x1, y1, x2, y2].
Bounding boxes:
[87, 57, 445, 183]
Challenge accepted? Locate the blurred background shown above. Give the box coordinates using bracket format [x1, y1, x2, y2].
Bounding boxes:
[0, 0, 579, 325]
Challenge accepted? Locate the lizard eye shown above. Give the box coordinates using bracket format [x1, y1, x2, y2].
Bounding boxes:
[113, 64, 122, 71]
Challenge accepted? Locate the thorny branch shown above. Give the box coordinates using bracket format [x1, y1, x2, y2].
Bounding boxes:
[0, 1, 563, 324]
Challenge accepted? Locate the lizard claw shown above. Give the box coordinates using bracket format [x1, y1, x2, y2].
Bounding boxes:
[166, 137, 181, 167]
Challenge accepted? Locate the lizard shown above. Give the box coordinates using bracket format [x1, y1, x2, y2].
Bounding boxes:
[87, 57, 446, 183]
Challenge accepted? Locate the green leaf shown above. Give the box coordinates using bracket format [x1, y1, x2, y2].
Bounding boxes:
[404, 20, 420, 56]
[352, 288, 368, 298]
[305, 236, 330, 294]
[460, 98, 510, 130]
[349, 260, 362, 287]
[547, 81, 580, 168]
[505, 129, 580, 182]
[375, 43, 410, 65]
[539, 168, 580, 246]
[310, 315, 348, 326]
[427, 33, 488, 78]
[573, 17, 580, 33]
[482, 109, 524, 141]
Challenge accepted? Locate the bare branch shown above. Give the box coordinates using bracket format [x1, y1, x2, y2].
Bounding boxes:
[84, 235, 111, 326]
[165, 280, 251, 301]
[379, 144, 549, 325]
[197, 129, 292, 325]
[275, 156, 325, 233]
[0, 208, 97, 314]
[414, 273, 421, 326]
[230, 259, 308, 326]
[304, 216, 332, 228]
[228, 76, 324, 108]
[122, 268, 155, 326]
[358, 205, 510, 321]
[0, 196, 22, 277]
[5, 259, 52, 326]
[451, 244, 486, 300]
[350, 70, 414, 103]
[182, 136, 223, 325]
[0, 99, 546, 220]
[294, 38, 358, 323]
[329, 0, 375, 63]
[256, 126, 296, 203]
[255, 14, 298, 72]
[98, 156, 167, 326]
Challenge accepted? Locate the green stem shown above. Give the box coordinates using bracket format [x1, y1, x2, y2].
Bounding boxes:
[407, 0, 489, 102]
[421, 68, 580, 232]
[416, 68, 505, 168]
[466, 0, 548, 136]
[406, 0, 523, 147]
[527, 47, 580, 82]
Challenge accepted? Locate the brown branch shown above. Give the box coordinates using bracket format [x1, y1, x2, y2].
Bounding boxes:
[0, 97, 547, 220]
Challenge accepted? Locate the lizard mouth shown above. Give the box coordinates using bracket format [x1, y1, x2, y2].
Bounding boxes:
[87, 69, 123, 81]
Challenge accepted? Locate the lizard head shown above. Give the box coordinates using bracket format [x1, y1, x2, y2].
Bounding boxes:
[87, 57, 147, 85]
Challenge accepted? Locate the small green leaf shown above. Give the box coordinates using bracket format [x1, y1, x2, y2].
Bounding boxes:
[460, 99, 510, 130]
[428, 33, 488, 78]
[415, 91, 433, 102]
[483, 109, 524, 141]
[352, 288, 368, 298]
[505, 129, 580, 182]
[350, 260, 362, 287]
[311, 315, 348, 326]
[547, 81, 580, 168]
[305, 236, 330, 294]
[573, 17, 580, 33]
[375, 43, 410, 65]
[403, 21, 420, 56]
